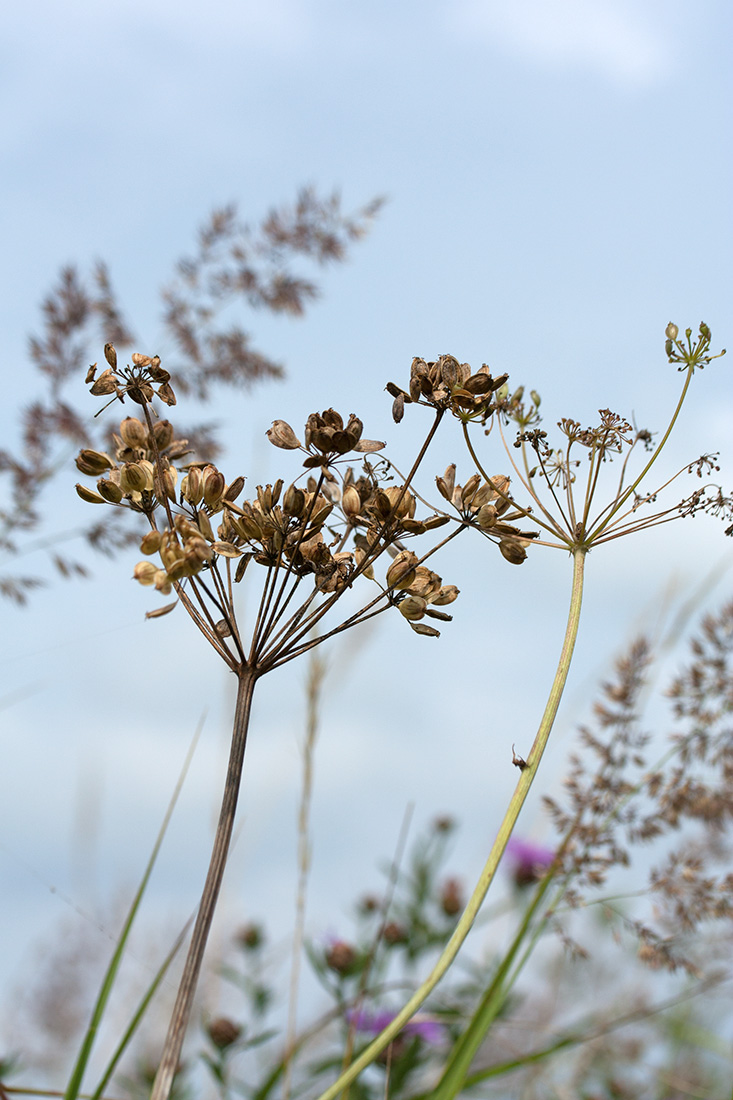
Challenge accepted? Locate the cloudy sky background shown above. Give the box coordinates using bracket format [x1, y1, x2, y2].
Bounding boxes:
[2, 0, 732, 1073]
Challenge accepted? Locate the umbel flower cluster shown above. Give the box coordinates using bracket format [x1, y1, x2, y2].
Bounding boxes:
[75, 345, 466, 657]
[70, 325, 730, 1100]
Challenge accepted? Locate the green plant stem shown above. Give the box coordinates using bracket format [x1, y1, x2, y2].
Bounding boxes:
[151, 667, 258, 1100]
[62, 719, 201, 1100]
[428, 862, 560, 1100]
[316, 546, 587, 1100]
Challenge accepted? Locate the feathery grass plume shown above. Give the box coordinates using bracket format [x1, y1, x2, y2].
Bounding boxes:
[74, 346, 463, 1100]
[1, 190, 382, 602]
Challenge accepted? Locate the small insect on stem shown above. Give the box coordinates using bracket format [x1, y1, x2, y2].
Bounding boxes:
[512, 744, 528, 770]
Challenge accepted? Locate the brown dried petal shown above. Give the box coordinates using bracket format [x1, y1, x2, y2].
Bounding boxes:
[342, 485, 362, 518]
[477, 504, 498, 530]
[129, 381, 155, 404]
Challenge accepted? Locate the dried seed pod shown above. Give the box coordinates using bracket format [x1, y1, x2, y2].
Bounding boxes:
[197, 510, 214, 542]
[211, 541, 243, 558]
[97, 477, 124, 504]
[342, 484, 362, 518]
[90, 368, 118, 396]
[405, 566, 442, 601]
[133, 561, 158, 585]
[436, 464, 456, 502]
[399, 595, 427, 621]
[499, 539, 527, 565]
[153, 420, 174, 450]
[157, 382, 177, 407]
[140, 530, 163, 555]
[75, 483, 107, 504]
[386, 550, 418, 590]
[461, 474, 481, 508]
[283, 484, 305, 518]
[119, 417, 147, 449]
[76, 449, 116, 476]
[120, 463, 148, 494]
[476, 503, 498, 530]
[267, 420, 301, 449]
[181, 467, 203, 505]
[202, 466, 226, 508]
[224, 476, 246, 504]
[432, 584, 459, 605]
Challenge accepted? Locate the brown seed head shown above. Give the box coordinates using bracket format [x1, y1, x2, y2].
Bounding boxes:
[208, 1017, 242, 1050]
[325, 940, 357, 975]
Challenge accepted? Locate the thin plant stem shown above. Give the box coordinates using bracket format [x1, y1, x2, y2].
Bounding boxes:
[588, 365, 693, 541]
[283, 650, 327, 1100]
[314, 547, 587, 1100]
[151, 667, 258, 1100]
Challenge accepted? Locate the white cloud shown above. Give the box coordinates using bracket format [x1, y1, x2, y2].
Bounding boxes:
[454, 0, 675, 87]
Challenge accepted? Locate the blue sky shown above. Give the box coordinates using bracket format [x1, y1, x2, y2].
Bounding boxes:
[1, 0, 732, 1071]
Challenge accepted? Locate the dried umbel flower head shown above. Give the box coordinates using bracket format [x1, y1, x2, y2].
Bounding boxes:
[387, 355, 508, 423]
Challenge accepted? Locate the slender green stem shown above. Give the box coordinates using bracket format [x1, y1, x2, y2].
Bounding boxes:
[151, 668, 258, 1100]
[314, 547, 587, 1100]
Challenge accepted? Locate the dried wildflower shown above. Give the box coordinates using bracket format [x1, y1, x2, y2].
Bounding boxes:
[325, 940, 358, 975]
[207, 1017, 242, 1049]
[440, 877, 463, 916]
[236, 923, 264, 951]
[387, 355, 507, 422]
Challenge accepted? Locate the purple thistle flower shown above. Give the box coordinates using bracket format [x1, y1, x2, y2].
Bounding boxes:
[505, 836, 555, 887]
[347, 1009, 446, 1044]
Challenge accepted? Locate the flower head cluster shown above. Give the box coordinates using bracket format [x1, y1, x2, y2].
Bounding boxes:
[435, 464, 538, 564]
[386, 354, 508, 423]
[86, 344, 177, 409]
